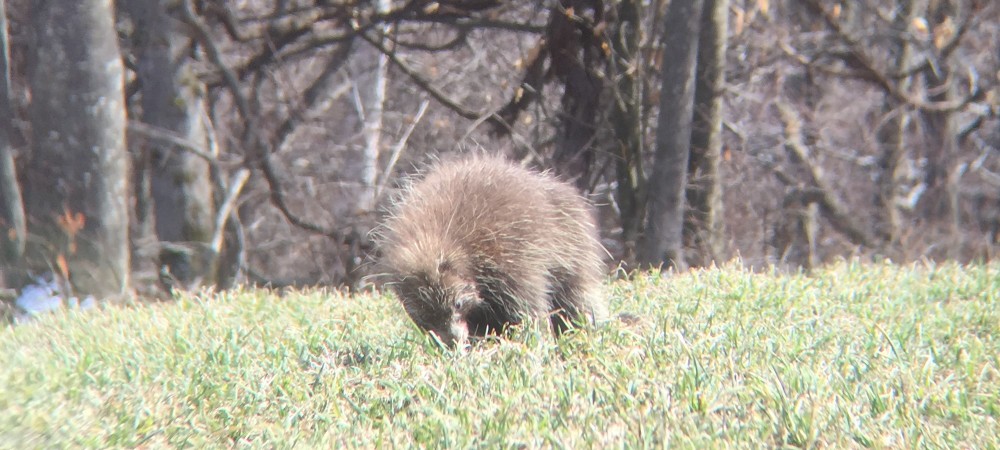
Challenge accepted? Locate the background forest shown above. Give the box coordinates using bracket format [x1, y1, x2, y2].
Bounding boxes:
[0, 0, 997, 303]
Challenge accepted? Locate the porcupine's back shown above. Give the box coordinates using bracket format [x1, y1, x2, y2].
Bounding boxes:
[379, 154, 607, 336]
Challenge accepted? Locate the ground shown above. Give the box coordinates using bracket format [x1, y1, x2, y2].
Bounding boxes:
[1, 261, 997, 448]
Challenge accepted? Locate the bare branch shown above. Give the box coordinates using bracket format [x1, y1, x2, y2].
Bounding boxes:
[357, 29, 484, 120]
[127, 121, 217, 163]
[179, 0, 348, 243]
[776, 101, 876, 247]
[492, 39, 549, 135]
[796, 0, 987, 113]
[179, 0, 251, 119]
[889, 9, 974, 79]
[386, 16, 545, 34]
[211, 169, 250, 254]
[232, 25, 315, 82]
[274, 39, 355, 149]
[390, 28, 469, 51]
[371, 1, 542, 34]
[377, 100, 430, 201]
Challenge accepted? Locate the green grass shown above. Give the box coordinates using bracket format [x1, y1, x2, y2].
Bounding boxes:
[1, 261, 998, 449]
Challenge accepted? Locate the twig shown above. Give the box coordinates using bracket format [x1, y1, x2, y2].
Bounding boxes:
[491, 39, 549, 135]
[390, 28, 469, 51]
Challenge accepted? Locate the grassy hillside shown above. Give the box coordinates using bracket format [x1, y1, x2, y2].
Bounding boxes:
[1, 261, 998, 449]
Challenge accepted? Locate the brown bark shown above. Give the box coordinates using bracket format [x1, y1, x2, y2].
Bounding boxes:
[23, 0, 130, 299]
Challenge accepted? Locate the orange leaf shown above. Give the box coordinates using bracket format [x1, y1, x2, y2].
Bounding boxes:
[56, 253, 69, 280]
[57, 207, 86, 237]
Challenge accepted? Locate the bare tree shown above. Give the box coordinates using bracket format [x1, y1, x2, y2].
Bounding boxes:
[358, 0, 392, 212]
[791, 0, 996, 258]
[21, 0, 130, 299]
[915, 0, 962, 236]
[2, 0, 991, 297]
[875, 0, 926, 247]
[491, 2, 606, 187]
[608, 0, 646, 264]
[639, 0, 704, 270]
[684, 0, 729, 267]
[0, 0, 25, 265]
[124, 0, 218, 290]
[549, 0, 607, 188]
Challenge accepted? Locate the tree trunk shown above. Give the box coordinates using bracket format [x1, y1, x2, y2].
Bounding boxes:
[548, 0, 606, 189]
[23, 0, 130, 299]
[608, 0, 645, 264]
[0, 0, 26, 266]
[772, 192, 818, 270]
[874, 0, 924, 247]
[916, 1, 961, 256]
[126, 0, 218, 289]
[684, 0, 728, 267]
[358, 0, 391, 212]
[918, 78, 957, 205]
[638, 0, 704, 271]
[919, 66, 960, 244]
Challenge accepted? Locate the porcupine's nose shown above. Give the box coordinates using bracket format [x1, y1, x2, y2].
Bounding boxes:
[448, 316, 469, 347]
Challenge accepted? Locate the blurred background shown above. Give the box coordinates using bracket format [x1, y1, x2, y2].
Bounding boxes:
[0, 0, 996, 307]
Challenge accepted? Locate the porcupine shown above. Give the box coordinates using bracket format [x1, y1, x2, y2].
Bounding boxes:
[377, 154, 608, 347]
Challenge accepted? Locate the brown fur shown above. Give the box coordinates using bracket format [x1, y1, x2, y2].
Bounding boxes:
[376, 154, 608, 347]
